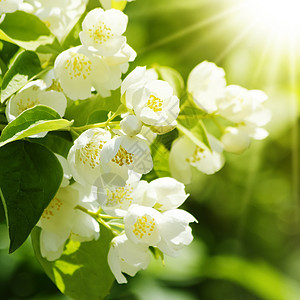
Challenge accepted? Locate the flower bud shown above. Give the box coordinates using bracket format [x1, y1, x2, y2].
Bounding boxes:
[221, 126, 251, 154]
[120, 114, 142, 136]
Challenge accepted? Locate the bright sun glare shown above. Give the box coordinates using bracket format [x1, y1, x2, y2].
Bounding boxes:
[242, 0, 300, 41]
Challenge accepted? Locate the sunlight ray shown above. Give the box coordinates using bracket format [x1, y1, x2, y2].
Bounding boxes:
[215, 21, 258, 64]
[263, 34, 285, 86]
[178, 16, 251, 64]
[250, 34, 274, 87]
[130, 0, 209, 17]
[139, 3, 244, 55]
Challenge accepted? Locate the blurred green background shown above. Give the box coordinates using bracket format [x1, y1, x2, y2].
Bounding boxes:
[1, 0, 300, 299]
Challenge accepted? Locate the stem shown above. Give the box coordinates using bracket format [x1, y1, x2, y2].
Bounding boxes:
[99, 214, 122, 220]
[75, 205, 98, 218]
[72, 120, 120, 131]
[212, 117, 225, 133]
[75, 205, 120, 236]
[96, 207, 102, 215]
[70, 128, 80, 139]
[109, 223, 125, 229]
[106, 111, 119, 123]
[96, 217, 119, 236]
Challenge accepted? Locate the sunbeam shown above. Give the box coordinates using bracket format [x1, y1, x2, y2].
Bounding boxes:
[139, 3, 244, 55]
[215, 21, 257, 63]
[250, 35, 273, 86]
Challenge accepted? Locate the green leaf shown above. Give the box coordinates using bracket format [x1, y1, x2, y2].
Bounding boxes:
[29, 131, 73, 158]
[155, 65, 185, 97]
[0, 140, 63, 253]
[177, 122, 210, 150]
[191, 122, 211, 149]
[1, 50, 42, 103]
[0, 11, 62, 54]
[65, 91, 121, 126]
[87, 110, 122, 125]
[151, 142, 171, 178]
[0, 40, 19, 70]
[32, 225, 115, 300]
[62, 16, 83, 50]
[0, 112, 6, 124]
[177, 99, 211, 148]
[87, 110, 110, 124]
[178, 92, 208, 129]
[180, 105, 207, 117]
[156, 129, 179, 150]
[87, 0, 101, 10]
[0, 105, 73, 147]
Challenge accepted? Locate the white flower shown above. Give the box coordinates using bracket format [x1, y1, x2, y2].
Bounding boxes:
[124, 204, 162, 245]
[5, 80, 67, 122]
[216, 85, 271, 125]
[0, 0, 23, 13]
[121, 66, 158, 110]
[157, 209, 197, 257]
[145, 177, 189, 211]
[241, 124, 269, 140]
[93, 44, 136, 97]
[120, 114, 142, 137]
[221, 126, 251, 154]
[122, 68, 180, 131]
[101, 134, 153, 181]
[97, 174, 148, 216]
[216, 85, 271, 148]
[70, 208, 100, 243]
[169, 135, 225, 184]
[67, 128, 111, 186]
[124, 204, 196, 256]
[139, 125, 157, 145]
[54, 46, 95, 100]
[108, 233, 150, 284]
[79, 8, 128, 56]
[187, 61, 226, 114]
[37, 183, 100, 261]
[35, 6, 66, 39]
[54, 45, 135, 100]
[41, 69, 63, 92]
[19, 2, 34, 13]
[28, 0, 87, 41]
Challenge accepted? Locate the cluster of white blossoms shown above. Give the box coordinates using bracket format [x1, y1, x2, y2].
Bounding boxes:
[99, 176, 196, 283]
[169, 61, 271, 184]
[25, 0, 88, 41]
[0, 0, 271, 287]
[42, 56, 188, 282]
[39, 119, 195, 282]
[54, 7, 136, 99]
[187, 61, 271, 154]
